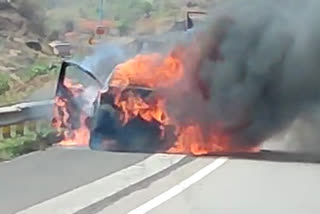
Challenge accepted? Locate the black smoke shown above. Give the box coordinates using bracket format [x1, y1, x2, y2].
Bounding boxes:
[164, 0, 320, 150]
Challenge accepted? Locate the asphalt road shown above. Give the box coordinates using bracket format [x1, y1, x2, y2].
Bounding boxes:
[1, 144, 320, 214]
[0, 147, 149, 214]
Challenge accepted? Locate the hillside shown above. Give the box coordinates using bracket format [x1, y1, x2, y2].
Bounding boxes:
[0, 0, 215, 106]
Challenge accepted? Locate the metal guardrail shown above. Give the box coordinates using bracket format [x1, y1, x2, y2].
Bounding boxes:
[0, 100, 54, 139]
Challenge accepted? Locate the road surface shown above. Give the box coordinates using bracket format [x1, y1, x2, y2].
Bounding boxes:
[1, 145, 320, 214]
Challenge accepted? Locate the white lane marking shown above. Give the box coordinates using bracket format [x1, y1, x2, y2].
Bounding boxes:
[128, 157, 228, 214]
[16, 154, 185, 214]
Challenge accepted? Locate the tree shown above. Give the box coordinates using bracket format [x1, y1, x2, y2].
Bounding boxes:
[142, 1, 153, 18]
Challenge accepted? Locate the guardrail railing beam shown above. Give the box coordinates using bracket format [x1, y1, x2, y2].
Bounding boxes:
[0, 100, 55, 139]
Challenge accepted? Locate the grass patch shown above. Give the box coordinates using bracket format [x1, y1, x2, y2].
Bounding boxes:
[0, 126, 58, 161]
[0, 60, 59, 106]
[19, 61, 59, 82]
[0, 135, 38, 161]
[0, 74, 57, 106]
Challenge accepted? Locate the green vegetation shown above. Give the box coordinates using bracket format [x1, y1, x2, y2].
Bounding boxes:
[20, 62, 58, 82]
[43, 0, 183, 35]
[0, 125, 57, 161]
[0, 135, 39, 161]
[0, 0, 186, 106]
[0, 61, 59, 106]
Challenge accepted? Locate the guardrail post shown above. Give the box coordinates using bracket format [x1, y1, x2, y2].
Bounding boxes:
[36, 120, 42, 133]
[28, 121, 37, 133]
[0, 100, 54, 140]
[0, 128, 3, 140]
[16, 123, 25, 136]
[2, 126, 11, 139]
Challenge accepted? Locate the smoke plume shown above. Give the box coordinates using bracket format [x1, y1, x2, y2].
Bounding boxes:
[165, 0, 320, 149]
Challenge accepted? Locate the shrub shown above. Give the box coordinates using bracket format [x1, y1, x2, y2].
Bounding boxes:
[21, 63, 51, 82]
[141, 1, 153, 17]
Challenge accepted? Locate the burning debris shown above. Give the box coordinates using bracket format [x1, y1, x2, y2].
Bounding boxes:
[53, 0, 320, 155]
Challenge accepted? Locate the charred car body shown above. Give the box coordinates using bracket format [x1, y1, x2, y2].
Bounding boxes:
[55, 60, 180, 152]
[54, 12, 208, 153]
[53, 12, 258, 154]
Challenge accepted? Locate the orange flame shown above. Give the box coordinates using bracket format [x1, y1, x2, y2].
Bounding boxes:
[114, 91, 170, 126]
[57, 113, 90, 146]
[108, 52, 229, 155]
[53, 46, 260, 154]
[52, 78, 90, 147]
[109, 53, 184, 89]
[108, 50, 259, 155]
[167, 124, 229, 155]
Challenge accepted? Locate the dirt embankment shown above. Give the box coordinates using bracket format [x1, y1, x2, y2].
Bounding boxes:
[0, 1, 60, 105]
[0, 1, 47, 72]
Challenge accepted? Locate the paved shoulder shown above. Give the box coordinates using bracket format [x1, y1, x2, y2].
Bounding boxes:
[0, 147, 149, 214]
[16, 153, 185, 214]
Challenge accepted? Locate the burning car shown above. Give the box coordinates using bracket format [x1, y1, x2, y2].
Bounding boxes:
[54, 51, 186, 153]
[53, 12, 261, 155]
